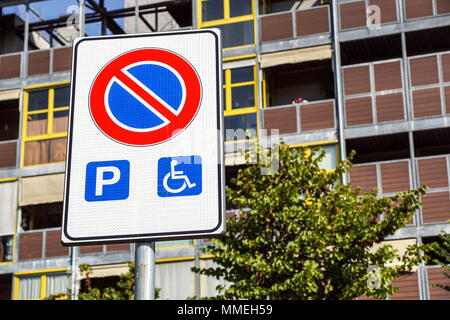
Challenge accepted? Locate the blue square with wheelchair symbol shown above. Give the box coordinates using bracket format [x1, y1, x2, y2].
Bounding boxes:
[157, 156, 202, 197]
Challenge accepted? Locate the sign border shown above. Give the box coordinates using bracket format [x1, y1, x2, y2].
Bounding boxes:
[62, 29, 224, 245]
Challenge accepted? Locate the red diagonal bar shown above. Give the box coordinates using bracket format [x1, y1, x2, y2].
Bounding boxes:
[114, 70, 177, 123]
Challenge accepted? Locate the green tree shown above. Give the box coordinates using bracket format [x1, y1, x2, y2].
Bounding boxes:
[77, 262, 160, 300]
[426, 230, 450, 292]
[194, 142, 433, 300]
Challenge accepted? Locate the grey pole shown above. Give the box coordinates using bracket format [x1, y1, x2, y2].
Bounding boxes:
[135, 242, 156, 300]
[79, 0, 85, 37]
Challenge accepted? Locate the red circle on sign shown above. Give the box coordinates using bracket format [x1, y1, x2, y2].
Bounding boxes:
[89, 48, 202, 146]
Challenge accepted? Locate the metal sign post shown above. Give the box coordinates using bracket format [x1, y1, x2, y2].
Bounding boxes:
[135, 242, 155, 300]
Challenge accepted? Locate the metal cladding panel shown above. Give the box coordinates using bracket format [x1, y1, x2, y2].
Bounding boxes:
[27, 50, 50, 76]
[296, 6, 329, 36]
[374, 61, 402, 91]
[300, 101, 334, 132]
[339, 1, 366, 30]
[405, 0, 434, 20]
[380, 161, 410, 193]
[421, 191, 450, 223]
[445, 86, 450, 114]
[343, 65, 371, 95]
[412, 88, 442, 118]
[79, 245, 103, 255]
[369, 0, 398, 23]
[52, 47, 73, 73]
[428, 267, 450, 300]
[349, 165, 378, 193]
[18, 232, 43, 260]
[0, 54, 21, 79]
[345, 96, 373, 126]
[260, 13, 293, 42]
[418, 157, 448, 189]
[436, 0, 450, 15]
[376, 93, 405, 123]
[106, 243, 130, 252]
[410, 56, 439, 87]
[390, 272, 420, 300]
[442, 53, 450, 83]
[0, 141, 17, 168]
[263, 106, 297, 135]
[45, 229, 69, 257]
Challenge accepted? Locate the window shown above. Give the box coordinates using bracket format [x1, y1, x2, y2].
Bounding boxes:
[22, 85, 69, 167]
[15, 270, 68, 300]
[223, 64, 258, 141]
[0, 99, 19, 141]
[198, 0, 255, 49]
[21, 202, 63, 231]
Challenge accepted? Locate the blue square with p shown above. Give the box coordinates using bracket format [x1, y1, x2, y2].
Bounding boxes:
[85, 160, 130, 202]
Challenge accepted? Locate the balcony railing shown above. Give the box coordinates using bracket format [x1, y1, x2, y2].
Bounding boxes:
[17, 227, 131, 261]
[342, 58, 407, 127]
[0, 46, 72, 82]
[259, 5, 330, 43]
[349, 154, 450, 225]
[339, 0, 450, 31]
[263, 99, 335, 136]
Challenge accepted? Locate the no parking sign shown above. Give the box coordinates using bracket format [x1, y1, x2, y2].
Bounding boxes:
[62, 30, 225, 245]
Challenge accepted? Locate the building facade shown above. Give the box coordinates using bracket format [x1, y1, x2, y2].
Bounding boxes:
[0, 0, 449, 300]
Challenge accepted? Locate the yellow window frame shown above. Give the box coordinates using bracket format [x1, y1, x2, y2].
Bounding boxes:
[197, 0, 256, 50]
[14, 268, 68, 300]
[223, 62, 259, 143]
[21, 82, 70, 167]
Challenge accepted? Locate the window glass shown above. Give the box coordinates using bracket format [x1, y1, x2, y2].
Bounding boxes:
[230, 0, 252, 17]
[53, 86, 70, 108]
[202, 0, 224, 21]
[26, 113, 48, 137]
[28, 90, 48, 111]
[53, 110, 69, 133]
[231, 67, 253, 83]
[46, 274, 68, 297]
[231, 85, 254, 109]
[18, 276, 41, 300]
[224, 113, 257, 141]
[216, 20, 254, 48]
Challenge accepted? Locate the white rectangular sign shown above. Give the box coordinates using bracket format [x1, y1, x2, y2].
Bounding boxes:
[62, 29, 225, 245]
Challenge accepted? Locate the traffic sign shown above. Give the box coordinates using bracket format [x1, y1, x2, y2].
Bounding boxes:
[62, 30, 224, 245]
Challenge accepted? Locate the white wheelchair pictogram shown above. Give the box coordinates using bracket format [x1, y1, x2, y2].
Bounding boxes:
[163, 159, 197, 194]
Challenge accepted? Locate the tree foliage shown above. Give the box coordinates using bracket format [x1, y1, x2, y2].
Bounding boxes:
[194, 142, 433, 300]
[425, 229, 450, 292]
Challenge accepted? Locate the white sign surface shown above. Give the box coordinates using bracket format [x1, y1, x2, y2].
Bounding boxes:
[62, 29, 225, 245]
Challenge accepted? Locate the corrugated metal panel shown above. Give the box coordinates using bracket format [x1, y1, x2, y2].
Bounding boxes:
[437, 0, 450, 14]
[376, 93, 405, 123]
[390, 272, 420, 300]
[412, 88, 442, 118]
[421, 191, 450, 223]
[300, 100, 334, 131]
[27, 50, 50, 76]
[418, 157, 448, 189]
[18, 232, 43, 260]
[343, 65, 371, 95]
[345, 96, 373, 126]
[296, 6, 329, 36]
[380, 161, 410, 193]
[410, 55, 439, 87]
[427, 267, 450, 300]
[45, 229, 69, 258]
[52, 47, 72, 73]
[0, 54, 21, 79]
[404, 0, 434, 20]
[0, 141, 17, 168]
[349, 165, 378, 193]
[369, 0, 398, 23]
[339, 1, 366, 30]
[260, 12, 293, 42]
[263, 106, 297, 135]
[374, 61, 402, 91]
[79, 245, 103, 255]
